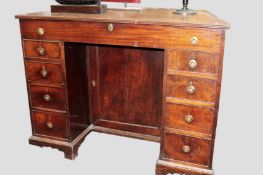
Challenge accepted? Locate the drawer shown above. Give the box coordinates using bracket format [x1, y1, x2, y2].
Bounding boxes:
[20, 20, 222, 53]
[32, 110, 68, 140]
[29, 85, 66, 111]
[168, 51, 220, 74]
[23, 40, 61, 59]
[166, 104, 214, 135]
[164, 132, 212, 166]
[25, 61, 63, 84]
[167, 75, 217, 102]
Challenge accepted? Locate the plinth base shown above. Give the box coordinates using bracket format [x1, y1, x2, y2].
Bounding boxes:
[156, 160, 214, 175]
[29, 126, 92, 160]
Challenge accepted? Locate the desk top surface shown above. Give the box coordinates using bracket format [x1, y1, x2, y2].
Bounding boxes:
[16, 8, 229, 29]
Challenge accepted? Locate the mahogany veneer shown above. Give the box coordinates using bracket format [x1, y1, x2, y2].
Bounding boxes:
[25, 61, 63, 84]
[23, 40, 61, 59]
[16, 8, 229, 175]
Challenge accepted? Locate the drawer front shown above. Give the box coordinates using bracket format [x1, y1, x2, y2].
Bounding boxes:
[166, 104, 214, 135]
[164, 132, 212, 166]
[25, 61, 63, 84]
[168, 51, 220, 74]
[20, 20, 222, 53]
[23, 40, 61, 59]
[32, 111, 68, 140]
[167, 75, 217, 102]
[29, 85, 66, 111]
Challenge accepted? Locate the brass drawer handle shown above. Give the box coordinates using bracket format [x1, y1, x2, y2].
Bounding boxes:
[185, 115, 193, 123]
[43, 94, 51, 102]
[188, 59, 197, 69]
[191, 36, 198, 45]
[38, 47, 45, 56]
[37, 27, 45, 36]
[108, 23, 114, 32]
[186, 81, 195, 94]
[183, 145, 191, 153]
[47, 122, 53, 129]
[41, 69, 48, 78]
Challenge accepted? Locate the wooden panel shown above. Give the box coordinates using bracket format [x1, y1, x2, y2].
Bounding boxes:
[64, 43, 90, 140]
[166, 104, 214, 135]
[23, 40, 61, 59]
[167, 75, 217, 103]
[125, 48, 163, 127]
[99, 46, 127, 120]
[98, 46, 163, 128]
[25, 61, 63, 84]
[32, 110, 68, 140]
[64, 43, 89, 123]
[29, 85, 66, 111]
[20, 20, 222, 53]
[164, 132, 212, 166]
[168, 51, 220, 75]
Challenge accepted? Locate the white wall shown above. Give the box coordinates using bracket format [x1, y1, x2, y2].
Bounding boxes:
[0, 1, 262, 175]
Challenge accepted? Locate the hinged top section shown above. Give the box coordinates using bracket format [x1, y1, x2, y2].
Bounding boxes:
[16, 8, 229, 29]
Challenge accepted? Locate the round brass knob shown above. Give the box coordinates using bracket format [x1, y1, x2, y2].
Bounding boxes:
[183, 145, 191, 153]
[41, 69, 48, 78]
[188, 59, 197, 69]
[43, 94, 51, 102]
[38, 47, 45, 56]
[37, 28, 45, 36]
[185, 115, 193, 123]
[108, 23, 114, 32]
[186, 81, 195, 94]
[47, 122, 53, 129]
[191, 36, 198, 45]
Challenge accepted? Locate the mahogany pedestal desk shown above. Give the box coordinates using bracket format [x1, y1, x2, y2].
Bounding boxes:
[16, 8, 229, 175]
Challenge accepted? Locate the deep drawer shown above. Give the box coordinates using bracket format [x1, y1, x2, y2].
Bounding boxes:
[164, 132, 212, 166]
[167, 75, 217, 103]
[29, 85, 66, 111]
[20, 20, 222, 53]
[32, 110, 68, 140]
[25, 61, 63, 84]
[23, 40, 61, 59]
[166, 103, 214, 135]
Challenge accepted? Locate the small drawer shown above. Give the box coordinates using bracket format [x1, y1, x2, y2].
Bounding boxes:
[166, 104, 214, 135]
[164, 132, 212, 166]
[168, 51, 220, 74]
[32, 110, 68, 140]
[167, 75, 217, 103]
[25, 61, 63, 84]
[29, 85, 66, 111]
[23, 40, 61, 59]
